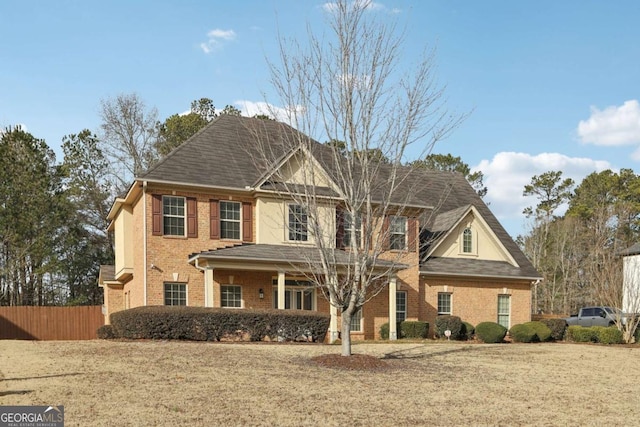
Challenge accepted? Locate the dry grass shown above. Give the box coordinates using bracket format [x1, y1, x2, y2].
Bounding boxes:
[1, 339, 639, 426]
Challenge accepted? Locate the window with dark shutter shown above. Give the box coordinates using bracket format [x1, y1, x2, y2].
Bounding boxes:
[210, 199, 220, 239]
[187, 197, 198, 238]
[242, 202, 253, 242]
[335, 206, 345, 249]
[152, 194, 162, 236]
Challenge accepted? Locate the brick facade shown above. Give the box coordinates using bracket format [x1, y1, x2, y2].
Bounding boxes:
[103, 183, 534, 340]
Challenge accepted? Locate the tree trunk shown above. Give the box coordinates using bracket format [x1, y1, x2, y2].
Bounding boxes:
[340, 311, 352, 357]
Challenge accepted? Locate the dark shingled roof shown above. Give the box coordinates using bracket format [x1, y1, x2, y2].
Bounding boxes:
[139, 114, 539, 280]
[618, 243, 640, 256]
[421, 257, 541, 280]
[190, 244, 404, 270]
[141, 115, 311, 188]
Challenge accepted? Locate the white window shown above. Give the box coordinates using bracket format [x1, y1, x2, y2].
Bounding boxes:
[497, 295, 511, 328]
[164, 283, 186, 306]
[288, 205, 308, 241]
[350, 309, 362, 332]
[220, 201, 241, 240]
[221, 285, 242, 308]
[437, 292, 452, 315]
[390, 216, 407, 250]
[343, 212, 362, 248]
[272, 279, 315, 310]
[462, 227, 473, 253]
[163, 196, 185, 236]
[396, 291, 407, 322]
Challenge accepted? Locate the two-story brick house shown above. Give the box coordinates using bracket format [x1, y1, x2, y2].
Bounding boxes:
[99, 114, 541, 340]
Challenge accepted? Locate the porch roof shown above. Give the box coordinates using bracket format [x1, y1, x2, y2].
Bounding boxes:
[420, 257, 542, 281]
[189, 243, 407, 271]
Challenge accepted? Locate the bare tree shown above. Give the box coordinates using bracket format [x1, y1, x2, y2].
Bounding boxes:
[99, 93, 159, 192]
[253, 0, 464, 356]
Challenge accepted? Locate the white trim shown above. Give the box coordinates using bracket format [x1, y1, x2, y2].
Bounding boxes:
[143, 181, 148, 306]
[221, 284, 243, 308]
[162, 195, 187, 237]
[219, 200, 242, 240]
[437, 292, 452, 315]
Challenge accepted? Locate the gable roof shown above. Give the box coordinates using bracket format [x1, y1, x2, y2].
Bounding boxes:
[140, 115, 311, 190]
[137, 114, 539, 280]
[418, 172, 541, 280]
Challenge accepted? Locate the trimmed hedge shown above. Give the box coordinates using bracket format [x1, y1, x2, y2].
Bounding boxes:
[434, 315, 463, 340]
[401, 321, 429, 339]
[96, 324, 116, 339]
[567, 325, 623, 344]
[109, 306, 330, 342]
[475, 322, 508, 343]
[509, 324, 537, 343]
[539, 318, 567, 341]
[379, 321, 429, 339]
[462, 322, 475, 340]
[509, 321, 552, 343]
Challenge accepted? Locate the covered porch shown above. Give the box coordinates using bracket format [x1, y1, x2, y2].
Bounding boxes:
[189, 244, 406, 341]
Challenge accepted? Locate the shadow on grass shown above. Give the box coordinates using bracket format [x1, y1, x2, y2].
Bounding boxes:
[0, 372, 83, 382]
[381, 345, 480, 360]
[0, 390, 33, 397]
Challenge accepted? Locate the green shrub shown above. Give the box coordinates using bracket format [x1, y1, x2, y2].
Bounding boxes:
[96, 324, 116, 339]
[400, 321, 429, 339]
[380, 321, 428, 339]
[379, 322, 400, 339]
[567, 325, 598, 343]
[539, 318, 567, 341]
[475, 322, 507, 343]
[635, 325, 640, 344]
[509, 323, 537, 343]
[434, 315, 463, 340]
[461, 322, 475, 340]
[109, 306, 330, 342]
[526, 321, 552, 342]
[594, 326, 623, 345]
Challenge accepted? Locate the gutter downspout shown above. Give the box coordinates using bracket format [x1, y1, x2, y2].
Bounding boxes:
[143, 181, 148, 306]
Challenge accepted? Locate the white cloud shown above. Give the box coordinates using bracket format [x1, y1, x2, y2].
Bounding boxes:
[475, 152, 611, 235]
[200, 29, 236, 54]
[235, 100, 304, 125]
[577, 99, 640, 147]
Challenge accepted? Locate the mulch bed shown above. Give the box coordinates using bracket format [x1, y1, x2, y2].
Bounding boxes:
[310, 353, 391, 371]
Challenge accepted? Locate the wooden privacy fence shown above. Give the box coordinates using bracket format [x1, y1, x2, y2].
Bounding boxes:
[0, 305, 104, 340]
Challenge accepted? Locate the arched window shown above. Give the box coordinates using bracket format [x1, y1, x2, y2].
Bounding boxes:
[462, 228, 473, 253]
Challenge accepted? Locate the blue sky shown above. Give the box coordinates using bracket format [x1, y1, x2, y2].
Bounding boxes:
[1, 0, 639, 238]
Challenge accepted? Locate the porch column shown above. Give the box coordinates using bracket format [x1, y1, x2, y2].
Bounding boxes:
[389, 275, 397, 340]
[204, 269, 214, 307]
[277, 271, 285, 309]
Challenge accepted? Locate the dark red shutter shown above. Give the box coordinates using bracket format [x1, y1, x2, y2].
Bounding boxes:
[152, 194, 162, 236]
[242, 202, 253, 242]
[210, 200, 220, 239]
[187, 197, 198, 238]
[382, 216, 390, 250]
[407, 218, 417, 252]
[335, 206, 345, 249]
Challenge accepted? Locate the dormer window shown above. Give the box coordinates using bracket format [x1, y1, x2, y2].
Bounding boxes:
[462, 227, 473, 253]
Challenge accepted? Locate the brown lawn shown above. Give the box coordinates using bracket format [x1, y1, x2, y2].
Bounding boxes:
[0, 339, 638, 426]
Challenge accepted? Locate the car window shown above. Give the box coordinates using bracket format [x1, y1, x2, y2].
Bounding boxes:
[581, 308, 593, 316]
